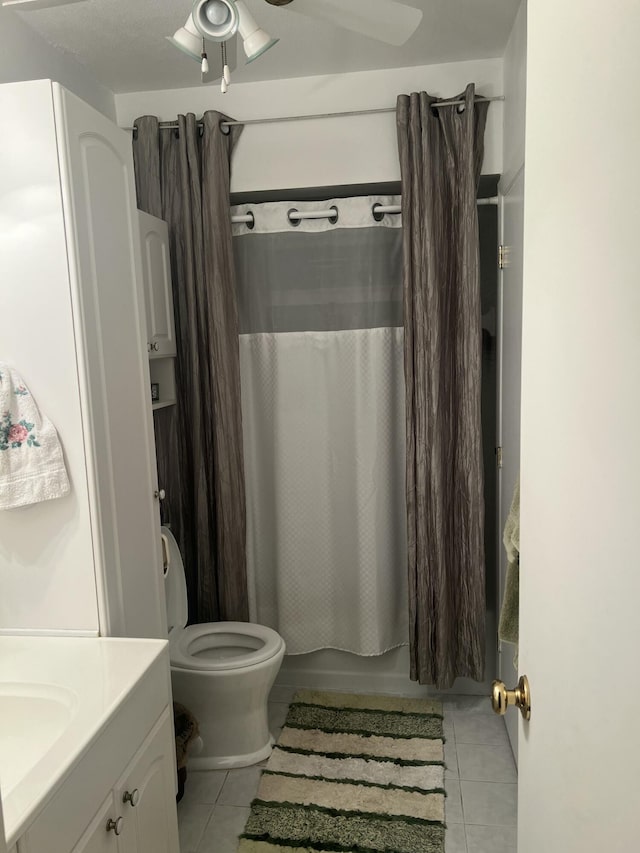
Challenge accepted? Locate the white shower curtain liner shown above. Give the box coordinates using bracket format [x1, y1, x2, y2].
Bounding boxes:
[233, 196, 408, 656]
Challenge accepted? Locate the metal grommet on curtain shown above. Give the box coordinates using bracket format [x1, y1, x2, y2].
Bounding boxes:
[371, 203, 385, 222]
[219, 119, 231, 136]
[245, 211, 255, 230]
[287, 208, 301, 227]
[328, 205, 339, 225]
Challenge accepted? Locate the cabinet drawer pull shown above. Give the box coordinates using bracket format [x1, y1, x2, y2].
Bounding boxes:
[106, 816, 124, 835]
[152, 341, 160, 351]
[123, 788, 140, 807]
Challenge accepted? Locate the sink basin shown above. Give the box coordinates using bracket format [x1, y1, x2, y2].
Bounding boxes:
[0, 683, 77, 796]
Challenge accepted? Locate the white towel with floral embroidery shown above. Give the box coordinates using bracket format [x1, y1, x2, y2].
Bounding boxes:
[0, 364, 70, 509]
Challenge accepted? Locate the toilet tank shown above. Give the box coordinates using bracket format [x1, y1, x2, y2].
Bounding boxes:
[161, 527, 188, 635]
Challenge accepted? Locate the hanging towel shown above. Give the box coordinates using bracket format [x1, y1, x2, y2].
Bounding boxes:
[0, 364, 70, 510]
[498, 478, 520, 652]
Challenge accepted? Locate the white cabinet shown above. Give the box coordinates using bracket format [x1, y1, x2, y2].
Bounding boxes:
[38, 711, 179, 853]
[0, 79, 166, 640]
[16, 652, 179, 853]
[56, 715, 179, 853]
[115, 713, 180, 853]
[65, 713, 179, 853]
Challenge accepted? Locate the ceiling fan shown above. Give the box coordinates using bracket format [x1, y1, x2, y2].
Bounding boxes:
[184, 0, 422, 91]
[2, 0, 423, 47]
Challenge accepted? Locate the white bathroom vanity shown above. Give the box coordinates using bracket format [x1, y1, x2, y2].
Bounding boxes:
[0, 636, 179, 853]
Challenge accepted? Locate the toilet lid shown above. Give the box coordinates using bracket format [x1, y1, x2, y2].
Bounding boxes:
[161, 526, 188, 634]
[170, 621, 285, 671]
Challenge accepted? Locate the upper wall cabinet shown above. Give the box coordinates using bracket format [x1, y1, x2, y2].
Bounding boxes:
[138, 212, 177, 359]
[0, 80, 167, 640]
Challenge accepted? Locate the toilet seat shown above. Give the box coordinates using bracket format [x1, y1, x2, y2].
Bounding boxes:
[170, 621, 284, 672]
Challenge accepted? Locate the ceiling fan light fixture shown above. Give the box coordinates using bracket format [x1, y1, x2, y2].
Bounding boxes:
[166, 15, 203, 63]
[235, 0, 279, 62]
[192, 0, 240, 42]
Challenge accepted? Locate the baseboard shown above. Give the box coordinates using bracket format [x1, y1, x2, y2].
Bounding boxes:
[274, 646, 492, 698]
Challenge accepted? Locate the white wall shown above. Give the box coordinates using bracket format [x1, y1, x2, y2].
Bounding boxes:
[115, 59, 503, 193]
[0, 6, 115, 120]
[501, 0, 526, 189]
[519, 1, 640, 849]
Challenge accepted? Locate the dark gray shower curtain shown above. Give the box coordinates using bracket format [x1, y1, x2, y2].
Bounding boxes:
[397, 84, 489, 689]
[133, 112, 249, 624]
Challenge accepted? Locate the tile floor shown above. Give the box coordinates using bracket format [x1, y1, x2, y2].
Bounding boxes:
[177, 687, 517, 853]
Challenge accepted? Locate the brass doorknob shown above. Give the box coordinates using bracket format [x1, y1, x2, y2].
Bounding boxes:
[491, 675, 531, 721]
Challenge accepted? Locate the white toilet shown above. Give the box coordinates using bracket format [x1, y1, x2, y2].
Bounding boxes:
[162, 526, 286, 770]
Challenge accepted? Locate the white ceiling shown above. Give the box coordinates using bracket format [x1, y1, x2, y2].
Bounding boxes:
[17, 0, 520, 94]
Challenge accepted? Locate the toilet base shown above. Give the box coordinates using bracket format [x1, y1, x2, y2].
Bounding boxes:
[170, 640, 285, 771]
[188, 735, 275, 770]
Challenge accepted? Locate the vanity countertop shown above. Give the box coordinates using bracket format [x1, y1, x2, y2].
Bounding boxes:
[0, 635, 169, 847]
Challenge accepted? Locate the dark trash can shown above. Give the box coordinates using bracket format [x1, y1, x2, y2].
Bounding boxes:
[173, 702, 200, 802]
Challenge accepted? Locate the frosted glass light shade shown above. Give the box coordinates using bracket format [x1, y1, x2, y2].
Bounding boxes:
[235, 0, 279, 62]
[166, 15, 203, 63]
[192, 0, 239, 41]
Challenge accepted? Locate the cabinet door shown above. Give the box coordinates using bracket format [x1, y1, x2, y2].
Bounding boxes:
[138, 211, 177, 358]
[115, 709, 179, 853]
[70, 795, 121, 853]
[52, 84, 167, 639]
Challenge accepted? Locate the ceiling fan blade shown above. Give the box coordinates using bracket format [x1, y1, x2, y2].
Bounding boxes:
[278, 0, 423, 47]
[2, 0, 86, 9]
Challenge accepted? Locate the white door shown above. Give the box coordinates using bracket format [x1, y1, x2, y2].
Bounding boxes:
[53, 84, 166, 640]
[138, 211, 177, 358]
[497, 168, 525, 762]
[516, 2, 640, 849]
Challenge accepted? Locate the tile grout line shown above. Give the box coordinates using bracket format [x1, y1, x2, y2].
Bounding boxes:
[193, 803, 217, 853]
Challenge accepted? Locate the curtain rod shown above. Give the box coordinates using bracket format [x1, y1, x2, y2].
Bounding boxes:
[232, 197, 499, 226]
[124, 96, 504, 133]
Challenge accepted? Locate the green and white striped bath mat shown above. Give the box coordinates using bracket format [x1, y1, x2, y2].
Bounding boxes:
[239, 689, 446, 853]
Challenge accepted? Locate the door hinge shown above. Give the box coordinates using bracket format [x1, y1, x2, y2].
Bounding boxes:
[498, 244, 509, 269]
[496, 446, 503, 468]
